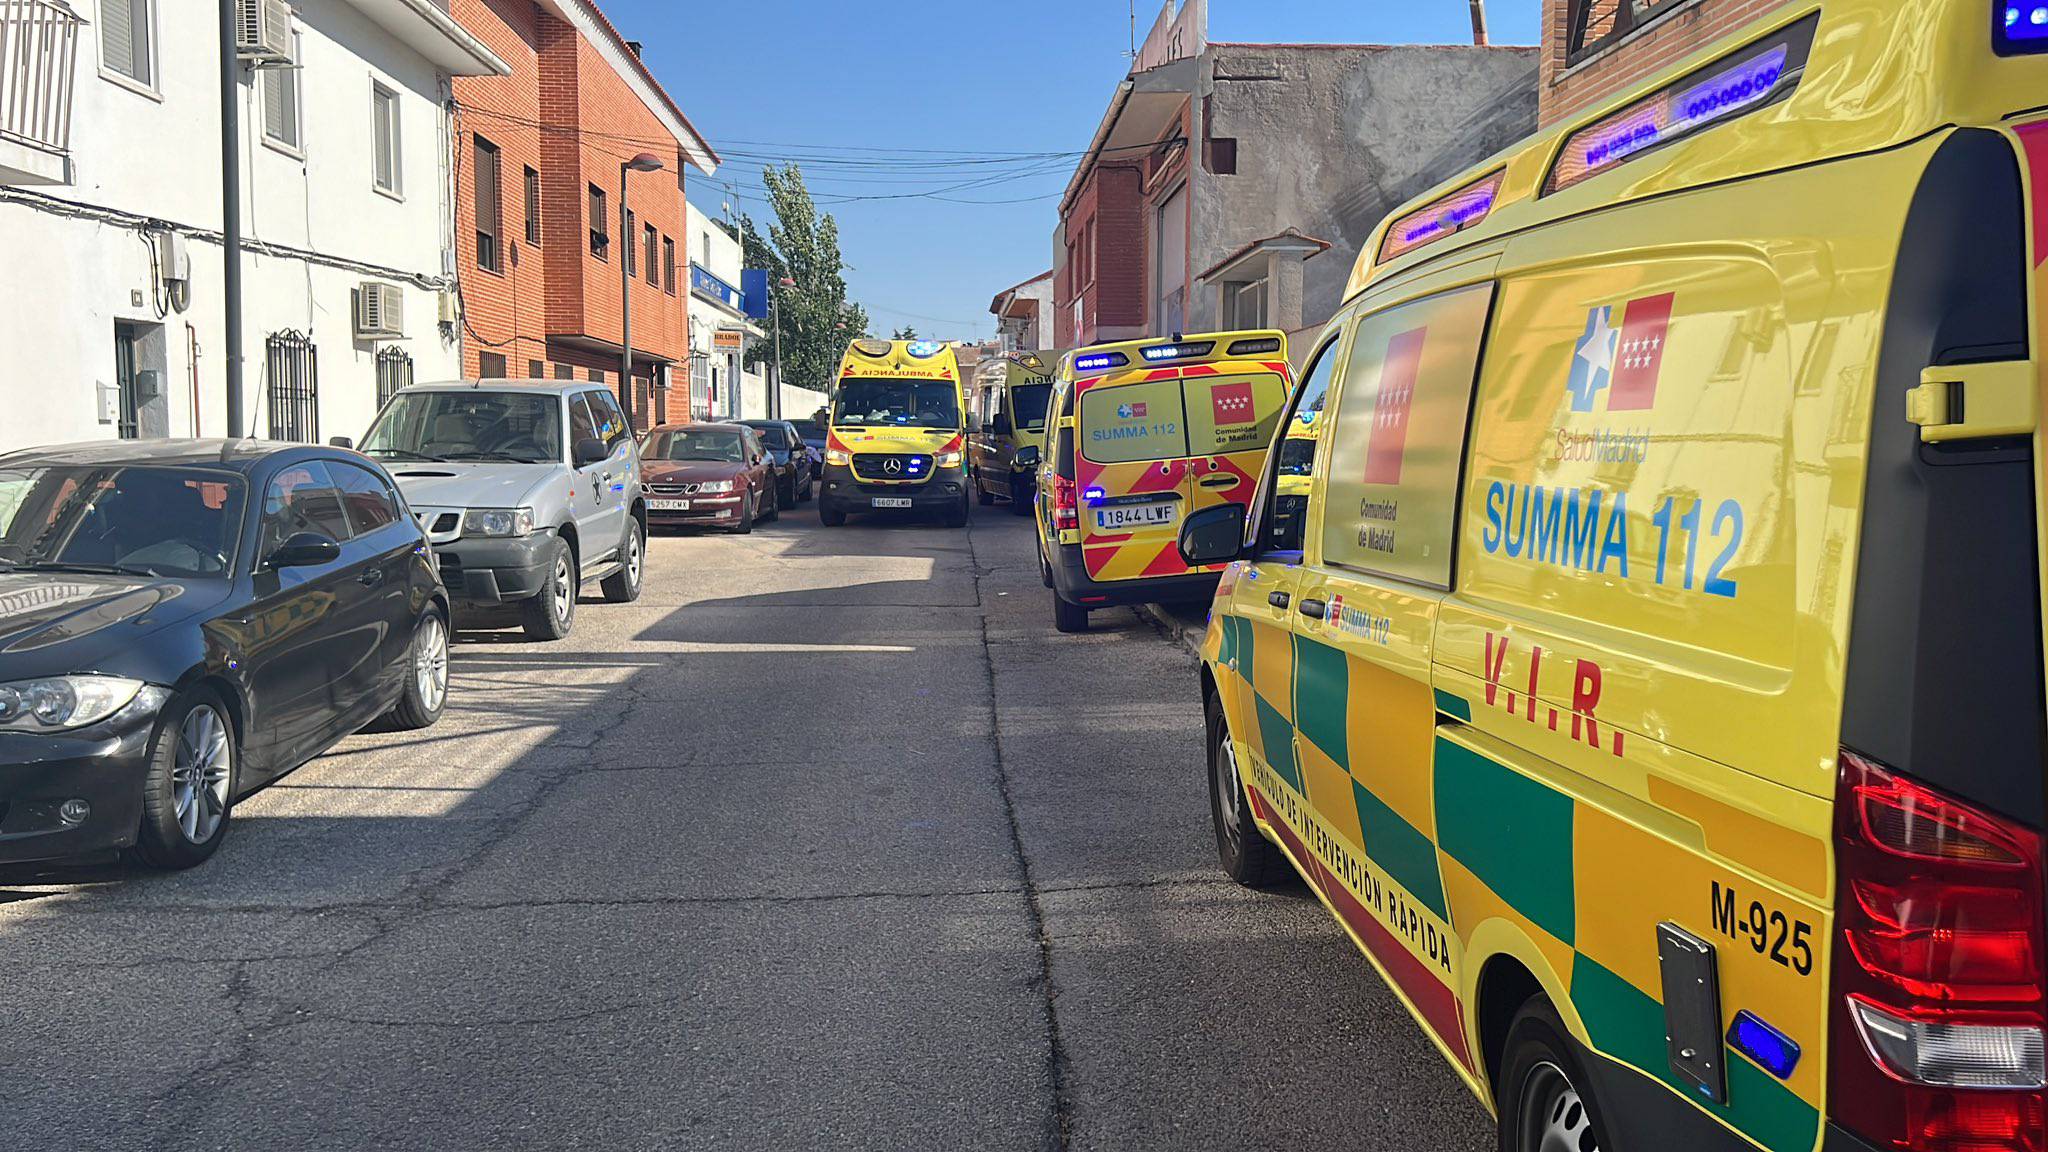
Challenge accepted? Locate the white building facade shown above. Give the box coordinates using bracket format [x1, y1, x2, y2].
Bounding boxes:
[683, 200, 766, 423]
[0, 0, 505, 453]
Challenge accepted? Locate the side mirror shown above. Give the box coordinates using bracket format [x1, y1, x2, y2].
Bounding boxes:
[267, 532, 341, 570]
[328, 436, 355, 450]
[573, 438, 609, 467]
[1014, 445, 1041, 469]
[1178, 504, 1249, 568]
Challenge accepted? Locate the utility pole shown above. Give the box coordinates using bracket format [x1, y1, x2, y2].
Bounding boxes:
[219, 0, 244, 438]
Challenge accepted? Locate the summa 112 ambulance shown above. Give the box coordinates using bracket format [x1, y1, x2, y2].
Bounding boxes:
[1177, 5, 2048, 1152]
[818, 339, 972, 528]
[968, 349, 1062, 515]
[1035, 333, 1292, 633]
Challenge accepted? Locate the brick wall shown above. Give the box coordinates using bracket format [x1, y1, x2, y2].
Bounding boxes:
[1055, 162, 1148, 346]
[451, 0, 692, 404]
[1539, 0, 1793, 128]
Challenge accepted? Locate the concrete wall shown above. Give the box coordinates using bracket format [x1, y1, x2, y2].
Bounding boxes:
[0, 0, 465, 453]
[1195, 43, 1538, 337]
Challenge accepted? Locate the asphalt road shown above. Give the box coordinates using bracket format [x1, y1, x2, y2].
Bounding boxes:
[0, 506, 1491, 1152]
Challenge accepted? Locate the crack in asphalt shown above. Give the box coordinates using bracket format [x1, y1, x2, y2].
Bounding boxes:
[967, 519, 1073, 1152]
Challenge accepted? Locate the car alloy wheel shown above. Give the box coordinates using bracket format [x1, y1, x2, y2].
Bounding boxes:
[414, 612, 449, 714]
[1516, 1062, 1599, 1152]
[171, 705, 233, 845]
[551, 551, 574, 623]
[626, 526, 643, 585]
[1212, 725, 1243, 859]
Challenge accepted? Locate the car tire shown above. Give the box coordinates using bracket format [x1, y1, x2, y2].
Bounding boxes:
[1496, 997, 1611, 1152]
[801, 472, 816, 503]
[384, 607, 451, 731]
[778, 479, 794, 510]
[131, 688, 238, 870]
[1053, 594, 1089, 634]
[1207, 688, 1285, 887]
[520, 536, 578, 641]
[943, 489, 970, 529]
[731, 493, 756, 535]
[766, 489, 782, 523]
[1038, 540, 1054, 589]
[821, 502, 847, 527]
[601, 518, 644, 603]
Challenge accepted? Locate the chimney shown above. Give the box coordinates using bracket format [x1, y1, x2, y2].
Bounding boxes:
[1469, 0, 1489, 45]
[627, 40, 644, 57]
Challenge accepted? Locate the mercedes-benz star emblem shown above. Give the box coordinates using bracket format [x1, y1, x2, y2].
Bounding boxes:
[885, 459, 903, 475]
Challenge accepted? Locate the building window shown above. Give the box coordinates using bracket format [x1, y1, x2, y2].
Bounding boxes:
[371, 83, 402, 196]
[478, 352, 507, 378]
[624, 210, 637, 276]
[1226, 278, 1268, 329]
[587, 369, 607, 384]
[376, 346, 413, 408]
[99, 0, 156, 91]
[1565, 0, 1689, 65]
[553, 364, 573, 381]
[662, 237, 677, 294]
[645, 224, 659, 287]
[527, 359, 545, 379]
[589, 185, 608, 259]
[474, 136, 502, 273]
[261, 34, 304, 154]
[265, 330, 320, 443]
[524, 166, 541, 245]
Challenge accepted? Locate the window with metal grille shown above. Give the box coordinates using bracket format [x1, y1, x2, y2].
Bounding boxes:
[261, 33, 303, 152]
[528, 359, 544, 379]
[375, 346, 412, 409]
[265, 330, 320, 443]
[1565, 0, 1689, 65]
[645, 224, 659, 287]
[663, 237, 676, 294]
[589, 184, 608, 258]
[372, 83, 401, 195]
[100, 0, 155, 89]
[524, 166, 541, 245]
[624, 209, 637, 276]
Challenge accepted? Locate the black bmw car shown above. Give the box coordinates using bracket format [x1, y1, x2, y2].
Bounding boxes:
[0, 440, 450, 870]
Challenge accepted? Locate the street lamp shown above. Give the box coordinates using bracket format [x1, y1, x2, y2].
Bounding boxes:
[619, 151, 665, 428]
[771, 276, 794, 420]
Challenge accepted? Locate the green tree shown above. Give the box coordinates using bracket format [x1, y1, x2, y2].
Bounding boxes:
[891, 325, 919, 341]
[739, 165, 870, 393]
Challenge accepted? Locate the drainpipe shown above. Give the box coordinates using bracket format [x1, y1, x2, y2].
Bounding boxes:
[218, 0, 244, 437]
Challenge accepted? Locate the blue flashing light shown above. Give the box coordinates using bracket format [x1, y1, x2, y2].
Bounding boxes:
[906, 341, 945, 359]
[1726, 1011, 1801, 1081]
[1083, 486, 1106, 503]
[1073, 352, 1128, 373]
[1141, 341, 1216, 363]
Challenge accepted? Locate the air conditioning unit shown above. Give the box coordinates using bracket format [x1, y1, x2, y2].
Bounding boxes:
[355, 283, 404, 339]
[235, 0, 294, 64]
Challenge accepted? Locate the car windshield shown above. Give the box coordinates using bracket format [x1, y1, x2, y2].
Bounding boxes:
[362, 391, 563, 464]
[646, 429, 747, 463]
[0, 465, 245, 578]
[748, 425, 793, 450]
[1278, 436, 1318, 477]
[1012, 383, 1053, 431]
[832, 378, 961, 430]
[792, 421, 826, 441]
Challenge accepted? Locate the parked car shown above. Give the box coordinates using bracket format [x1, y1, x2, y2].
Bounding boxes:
[0, 440, 449, 870]
[791, 419, 829, 466]
[351, 381, 645, 641]
[640, 423, 779, 534]
[741, 419, 815, 507]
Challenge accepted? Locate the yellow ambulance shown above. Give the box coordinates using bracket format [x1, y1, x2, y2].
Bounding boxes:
[1035, 333, 1292, 633]
[818, 339, 971, 528]
[968, 349, 1062, 515]
[1179, 5, 2048, 1152]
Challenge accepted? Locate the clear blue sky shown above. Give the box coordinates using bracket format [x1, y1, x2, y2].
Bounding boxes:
[608, 1, 1541, 343]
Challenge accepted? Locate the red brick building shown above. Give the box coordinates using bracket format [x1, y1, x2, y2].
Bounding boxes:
[449, 0, 717, 426]
[1541, 0, 1793, 127]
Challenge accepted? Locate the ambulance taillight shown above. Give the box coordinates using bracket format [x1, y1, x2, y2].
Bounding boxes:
[1827, 749, 2046, 1152]
[1051, 476, 1079, 533]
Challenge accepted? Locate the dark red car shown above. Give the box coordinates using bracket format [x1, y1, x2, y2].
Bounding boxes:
[640, 424, 779, 534]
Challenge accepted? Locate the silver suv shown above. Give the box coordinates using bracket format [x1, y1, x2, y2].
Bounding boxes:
[350, 381, 645, 640]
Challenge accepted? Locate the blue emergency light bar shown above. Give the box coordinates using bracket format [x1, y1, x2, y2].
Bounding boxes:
[1073, 352, 1129, 373]
[1726, 1011, 1801, 1081]
[1140, 341, 1216, 363]
[1228, 337, 1284, 356]
[906, 341, 945, 359]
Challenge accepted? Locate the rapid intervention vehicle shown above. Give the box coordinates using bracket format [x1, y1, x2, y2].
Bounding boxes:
[968, 349, 1061, 514]
[1180, 5, 2048, 1151]
[1035, 333, 1292, 633]
[357, 381, 645, 640]
[818, 339, 972, 528]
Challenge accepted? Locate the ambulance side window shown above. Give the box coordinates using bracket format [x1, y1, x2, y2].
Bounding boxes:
[1318, 283, 1494, 589]
[1258, 335, 1342, 557]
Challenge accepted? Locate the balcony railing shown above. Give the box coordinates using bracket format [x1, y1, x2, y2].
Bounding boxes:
[0, 0, 81, 159]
